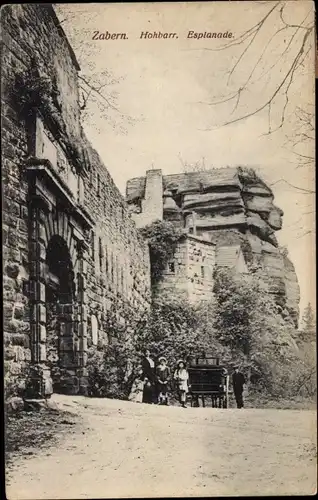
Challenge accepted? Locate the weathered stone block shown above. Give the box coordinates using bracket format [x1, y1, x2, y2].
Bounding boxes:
[5, 262, 20, 279]
[33, 303, 46, 324]
[79, 337, 88, 351]
[13, 345, 25, 362]
[3, 289, 16, 302]
[38, 344, 47, 362]
[17, 219, 28, 233]
[9, 361, 23, 375]
[3, 304, 13, 321]
[38, 323, 46, 342]
[25, 348, 32, 361]
[7, 320, 29, 335]
[13, 303, 25, 320]
[78, 322, 87, 338]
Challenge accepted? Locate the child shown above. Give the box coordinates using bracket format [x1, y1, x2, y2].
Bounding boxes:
[174, 360, 189, 408]
[128, 366, 144, 403]
[156, 356, 170, 405]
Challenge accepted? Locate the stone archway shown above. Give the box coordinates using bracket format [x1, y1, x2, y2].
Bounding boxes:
[45, 235, 77, 394]
[25, 154, 94, 397]
[27, 193, 91, 397]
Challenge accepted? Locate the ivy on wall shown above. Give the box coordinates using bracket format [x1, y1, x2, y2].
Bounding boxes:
[10, 59, 85, 172]
[138, 220, 184, 287]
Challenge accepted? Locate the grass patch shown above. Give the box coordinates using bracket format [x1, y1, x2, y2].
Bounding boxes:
[5, 407, 79, 467]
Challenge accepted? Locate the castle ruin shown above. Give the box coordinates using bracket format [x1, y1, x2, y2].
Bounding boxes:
[2, 5, 300, 399]
[126, 169, 300, 320]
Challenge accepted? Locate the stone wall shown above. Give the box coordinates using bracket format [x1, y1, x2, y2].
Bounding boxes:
[82, 140, 151, 342]
[186, 237, 215, 302]
[1, 4, 151, 395]
[156, 235, 215, 302]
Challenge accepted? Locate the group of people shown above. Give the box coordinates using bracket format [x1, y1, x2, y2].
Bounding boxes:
[129, 350, 247, 409]
[129, 350, 190, 408]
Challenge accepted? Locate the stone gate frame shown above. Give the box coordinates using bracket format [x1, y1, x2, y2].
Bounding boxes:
[26, 159, 93, 397]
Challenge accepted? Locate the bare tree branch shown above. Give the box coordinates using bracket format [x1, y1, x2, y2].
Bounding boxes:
[269, 179, 314, 194]
[202, 24, 312, 132]
[79, 75, 121, 113]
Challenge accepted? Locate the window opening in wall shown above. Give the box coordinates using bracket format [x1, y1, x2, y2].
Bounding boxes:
[111, 252, 114, 282]
[105, 246, 109, 273]
[104, 194, 107, 213]
[189, 227, 193, 234]
[168, 261, 175, 273]
[201, 265, 205, 278]
[99, 237, 103, 270]
[90, 169, 94, 187]
[91, 231, 95, 259]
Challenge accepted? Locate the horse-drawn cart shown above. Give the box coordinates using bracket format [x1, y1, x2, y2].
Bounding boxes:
[188, 356, 229, 408]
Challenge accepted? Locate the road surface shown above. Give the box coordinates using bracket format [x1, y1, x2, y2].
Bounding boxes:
[6, 394, 317, 498]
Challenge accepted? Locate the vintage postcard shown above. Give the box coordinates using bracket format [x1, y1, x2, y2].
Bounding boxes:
[2, 1, 316, 498]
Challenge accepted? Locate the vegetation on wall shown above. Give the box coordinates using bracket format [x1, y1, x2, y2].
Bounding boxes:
[86, 304, 148, 399]
[138, 220, 184, 286]
[10, 60, 85, 171]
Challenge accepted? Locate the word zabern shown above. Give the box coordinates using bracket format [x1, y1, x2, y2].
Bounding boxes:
[92, 31, 128, 40]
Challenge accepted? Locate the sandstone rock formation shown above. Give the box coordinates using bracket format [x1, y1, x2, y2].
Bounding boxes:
[126, 167, 300, 325]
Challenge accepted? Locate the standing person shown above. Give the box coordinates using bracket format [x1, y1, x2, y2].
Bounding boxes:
[141, 349, 156, 404]
[156, 356, 170, 405]
[232, 365, 246, 409]
[128, 366, 144, 404]
[174, 360, 189, 408]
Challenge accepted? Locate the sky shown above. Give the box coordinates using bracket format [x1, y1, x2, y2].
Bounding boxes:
[55, 1, 315, 318]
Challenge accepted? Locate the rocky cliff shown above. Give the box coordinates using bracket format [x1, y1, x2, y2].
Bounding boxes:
[126, 167, 300, 325]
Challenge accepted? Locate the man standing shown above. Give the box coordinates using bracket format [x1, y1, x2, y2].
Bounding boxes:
[232, 365, 246, 408]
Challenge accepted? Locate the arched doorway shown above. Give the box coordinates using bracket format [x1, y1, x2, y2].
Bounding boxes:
[45, 235, 78, 393]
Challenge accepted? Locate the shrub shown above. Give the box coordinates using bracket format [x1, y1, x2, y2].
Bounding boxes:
[86, 304, 146, 399]
[212, 266, 314, 398]
[85, 263, 314, 405]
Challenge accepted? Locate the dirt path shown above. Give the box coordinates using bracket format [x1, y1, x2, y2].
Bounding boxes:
[6, 395, 317, 498]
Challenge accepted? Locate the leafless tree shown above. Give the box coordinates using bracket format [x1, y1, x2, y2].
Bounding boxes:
[195, 1, 314, 199]
[198, 1, 314, 133]
[284, 103, 314, 166]
[77, 67, 137, 136]
[54, 5, 138, 135]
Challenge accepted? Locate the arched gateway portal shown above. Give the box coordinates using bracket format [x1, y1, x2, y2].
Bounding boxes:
[26, 186, 93, 397]
[24, 117, 94, 398]
[45, 236, 77, 393]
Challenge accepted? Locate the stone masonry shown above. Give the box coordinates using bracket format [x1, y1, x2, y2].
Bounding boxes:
[2, 5, 151, 397]
[157, 235, 216, 303]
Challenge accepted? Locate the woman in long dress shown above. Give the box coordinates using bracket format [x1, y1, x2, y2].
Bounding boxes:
[174, 360, 189, 408]
[141, 349, 156, 404]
